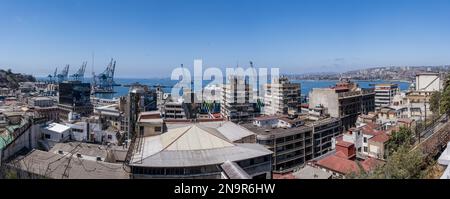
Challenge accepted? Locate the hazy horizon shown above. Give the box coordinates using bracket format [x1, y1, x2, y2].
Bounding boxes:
[2, 0, 450, 78]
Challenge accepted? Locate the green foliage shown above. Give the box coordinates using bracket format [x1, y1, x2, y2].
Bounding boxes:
[440, 87, 450, 115]
[351, 145, 427, 179]
[386, 127, 414, 154]
[350, 126, 434, 179]
[378, 145, 426, 179]
[440, 75, 450, 115]
[429, 91, 441, 114]
[0, 167, 18, 179]
[5, 170, 18, 179]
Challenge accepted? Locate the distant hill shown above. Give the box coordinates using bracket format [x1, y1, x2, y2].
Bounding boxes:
[0, 69, 36, 89]
[289, 65, 450, 81]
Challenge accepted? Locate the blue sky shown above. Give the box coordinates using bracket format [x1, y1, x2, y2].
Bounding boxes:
[1, 0, 450, 78]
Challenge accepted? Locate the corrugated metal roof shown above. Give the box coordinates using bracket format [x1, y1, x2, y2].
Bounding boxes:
[166, 121, 255, 142]
[220, 161, 251, 179]
[10, 149, 129, 179]
[130, 143, 271, 167]
[130, 124, 271, 167]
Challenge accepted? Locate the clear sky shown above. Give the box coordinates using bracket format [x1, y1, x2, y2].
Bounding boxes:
[1, 0, 450, 78]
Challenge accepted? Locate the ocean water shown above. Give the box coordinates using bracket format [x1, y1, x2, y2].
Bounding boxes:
[93, 78, 412, 99]
[37, 77, 411, 99]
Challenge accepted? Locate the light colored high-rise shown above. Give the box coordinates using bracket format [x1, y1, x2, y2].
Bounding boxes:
[374, 84, 399, 109]
[221, 75, 256, 122]
[263, 77, 300, 115]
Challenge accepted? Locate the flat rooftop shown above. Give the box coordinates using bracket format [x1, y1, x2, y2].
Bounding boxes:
[240, 116, 340, 137]
[43, 123, 71, 133]
[293, 165, 332, 179]
[49, 142, 110, 161]
[241, 122, 311, 136]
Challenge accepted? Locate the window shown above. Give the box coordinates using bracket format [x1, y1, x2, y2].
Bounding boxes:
[364, 137, 367, 143]
[44, 134, 51, 139]
[364, 147, 368, 152]
[155, 126, 162, 132]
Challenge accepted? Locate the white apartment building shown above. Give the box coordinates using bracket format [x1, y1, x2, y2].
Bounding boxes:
[263, 77, 300, 115]
[374, 84, 399, 109]
[221, 75, 256, 122]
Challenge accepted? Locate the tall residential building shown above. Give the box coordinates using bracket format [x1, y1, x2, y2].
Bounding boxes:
[161, 101, 187, 119]
[264, 77, 300, 115]
[57, 81, 93, 120]
[374, 84, 399, 109]
[241, 114, 342, 173]
[309, 79, 375, 130]
[120, 84, 157, 138]
[221, 75, 256, 122]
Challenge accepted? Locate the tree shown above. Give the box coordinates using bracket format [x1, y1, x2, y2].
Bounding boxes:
[375, 145, 426, 179]
[429, 91, 441, 115]
[351, 145, 427, 179]
[386, 127, 414, 154]
[440, 75, 450, 115]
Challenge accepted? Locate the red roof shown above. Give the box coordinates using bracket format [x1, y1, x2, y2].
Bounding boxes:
[369, 133, 390, 143]
[316, 155, 383, 175]
[316, 155, 360, 175]
[361, 125, 383, 136]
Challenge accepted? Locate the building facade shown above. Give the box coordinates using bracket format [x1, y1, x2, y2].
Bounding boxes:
[263, 77, 300, 115]
[221, 76, 257, 122]
[29, 97, 59, 121]
[374, 84, 399, 109]
[57, 81, 93, 120]
[242, 115, 342, 173]
[309, 80, 375, 130]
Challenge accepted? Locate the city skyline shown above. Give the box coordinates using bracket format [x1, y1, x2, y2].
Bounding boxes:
[2, 0, 450, 78]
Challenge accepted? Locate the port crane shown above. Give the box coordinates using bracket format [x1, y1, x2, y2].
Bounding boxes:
[55, 65, 70, 83]
[92, 59, 117, 93]
[70, 62, 87, 82]
[47, 68, 58, 83]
